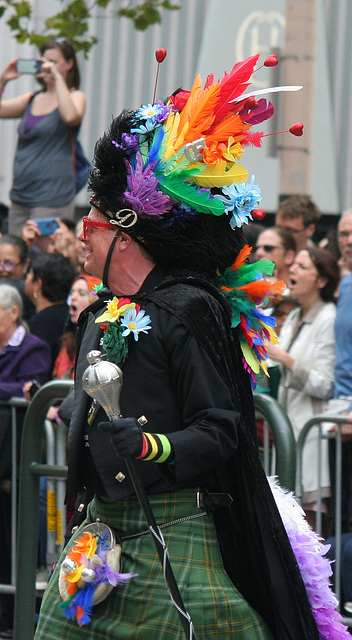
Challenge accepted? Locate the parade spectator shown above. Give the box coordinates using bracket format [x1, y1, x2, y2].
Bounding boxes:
[0, 284, 51, 637]
[0, 38, 86, 235]
[328, 209, 352, 533]
[275, 195, 321, 251]
[0, 234, 35, 320]
[52, 274, 101, 380]
[25, 253, 77, 371]
[51, 218, 76, 258]
[255, 226, 296, 284]
[266, 247, 339, 530]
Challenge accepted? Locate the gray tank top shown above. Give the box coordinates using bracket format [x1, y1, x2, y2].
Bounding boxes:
[10, 93, 75, 207]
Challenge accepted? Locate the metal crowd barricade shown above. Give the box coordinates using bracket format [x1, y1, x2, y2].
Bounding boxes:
[296, 413, 352, 627]
[0, 396, 27, 598]
[13, 379, 73, 640]
[253, 392, 297, 492]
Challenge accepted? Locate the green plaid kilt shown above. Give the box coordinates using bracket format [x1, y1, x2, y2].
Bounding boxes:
[34, 490, 273, 639]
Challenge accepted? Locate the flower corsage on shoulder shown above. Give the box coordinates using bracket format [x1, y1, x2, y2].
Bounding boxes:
[95, 297, 152, 364]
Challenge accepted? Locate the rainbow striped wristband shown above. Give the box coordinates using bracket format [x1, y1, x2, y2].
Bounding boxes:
[135, 432, 175, 463]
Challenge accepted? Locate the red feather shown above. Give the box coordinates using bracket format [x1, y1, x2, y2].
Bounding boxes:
[204, 73, 214, 89]
[211, 54, 260, 127]
[242, 131, 265, 147]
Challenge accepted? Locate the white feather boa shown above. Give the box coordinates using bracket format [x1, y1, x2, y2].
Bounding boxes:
[268, 477, 351, 639]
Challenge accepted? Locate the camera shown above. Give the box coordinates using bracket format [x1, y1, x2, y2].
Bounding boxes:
[16, 59, 42, 75]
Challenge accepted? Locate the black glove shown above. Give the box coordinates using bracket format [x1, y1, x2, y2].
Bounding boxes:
[98, 417, 144, 458]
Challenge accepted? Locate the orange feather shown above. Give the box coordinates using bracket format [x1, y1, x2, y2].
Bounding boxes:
[232, 244, 252, 270]
[175, 75, 203, 146]
[238, 279, 286, 300]
[206, 113, 250, 145]
[181, 83, 221, 146]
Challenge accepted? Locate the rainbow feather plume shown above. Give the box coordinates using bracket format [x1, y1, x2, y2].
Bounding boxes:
[117, 53, 298, 225]
[217, 245, 285, 387]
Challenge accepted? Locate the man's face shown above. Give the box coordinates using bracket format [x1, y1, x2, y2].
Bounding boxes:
[78, 208, 117, 280]
[338, 213, 352, 270]
[275, 211, 314, 252]
[254, 229, 287, 274]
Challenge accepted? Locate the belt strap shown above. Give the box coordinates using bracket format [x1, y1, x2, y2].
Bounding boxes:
[196, 491, 233, 511]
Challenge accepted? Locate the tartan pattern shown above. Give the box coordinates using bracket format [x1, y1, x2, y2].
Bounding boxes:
[34, 491, 273, 639]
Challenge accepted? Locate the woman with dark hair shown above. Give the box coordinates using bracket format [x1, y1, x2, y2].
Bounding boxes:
[266, 247, 339, 527]
[0, 234, 35, 320]
[0, 38, 86, 235]
[25, 252, 77, 371]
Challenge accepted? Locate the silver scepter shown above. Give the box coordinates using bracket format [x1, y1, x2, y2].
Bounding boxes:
[82, 350, 194, 640]
[82, 350, 123, 420]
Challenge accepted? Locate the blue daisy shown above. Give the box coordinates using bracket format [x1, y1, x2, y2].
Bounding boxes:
[215, 175, 261, 229]
[130, 119, 156, 135]
[120, 308, 152, 341]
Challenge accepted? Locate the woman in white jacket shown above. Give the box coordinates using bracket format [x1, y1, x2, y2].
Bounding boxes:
[266, 246, 339, 528]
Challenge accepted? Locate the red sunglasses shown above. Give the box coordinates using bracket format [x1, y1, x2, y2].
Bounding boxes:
[82, 216, 117, 239]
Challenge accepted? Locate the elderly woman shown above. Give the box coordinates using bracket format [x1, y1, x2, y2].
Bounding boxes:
[0, 283, 51, 400]
[266, 247, 339, 528]
[0, 283, 51, 636]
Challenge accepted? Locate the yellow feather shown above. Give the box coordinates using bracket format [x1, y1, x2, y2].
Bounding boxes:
[241, 342, 260, 374]
[163, 111, 180, 161]
[260, 322, 279, 344]
[190, 161, 248, 187]
[261, 360, 269, 377]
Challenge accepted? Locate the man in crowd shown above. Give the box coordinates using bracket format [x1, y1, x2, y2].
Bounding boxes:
[275, 194, 321, 251]
[330, 209, 352, 532]
[255, 226, 296, 284]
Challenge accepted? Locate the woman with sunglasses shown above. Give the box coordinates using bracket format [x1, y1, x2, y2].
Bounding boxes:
[0, 234, 35, 321]
[0, 38, 86, 235]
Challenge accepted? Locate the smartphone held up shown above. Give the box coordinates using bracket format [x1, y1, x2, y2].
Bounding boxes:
[32, 217, 60, 236]
[16, 59, 42, 75]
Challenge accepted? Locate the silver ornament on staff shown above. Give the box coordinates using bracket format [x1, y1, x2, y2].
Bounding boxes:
[82, 350, 194, 640]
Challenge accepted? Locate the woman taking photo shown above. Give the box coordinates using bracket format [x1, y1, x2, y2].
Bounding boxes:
[0, 38, 86, 235]
[266, 247, 339, 529]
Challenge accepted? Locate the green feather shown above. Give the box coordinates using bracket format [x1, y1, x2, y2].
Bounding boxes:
[158, 174, 225, 215]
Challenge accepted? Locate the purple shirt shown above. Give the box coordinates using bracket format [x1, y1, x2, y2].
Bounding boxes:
[0, 327, 51, 399]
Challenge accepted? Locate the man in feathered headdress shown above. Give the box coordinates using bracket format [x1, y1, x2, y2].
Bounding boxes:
[33, 56, 345, 640]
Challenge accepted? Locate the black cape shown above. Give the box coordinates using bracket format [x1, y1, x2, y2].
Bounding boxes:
[147, 273, 320, 640]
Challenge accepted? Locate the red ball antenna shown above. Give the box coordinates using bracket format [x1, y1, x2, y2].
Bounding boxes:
[263, 122, 304, 138]
[254, 54, 279, 73]
[153, 49, 167, 103]
[251, 209, 266, 221]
